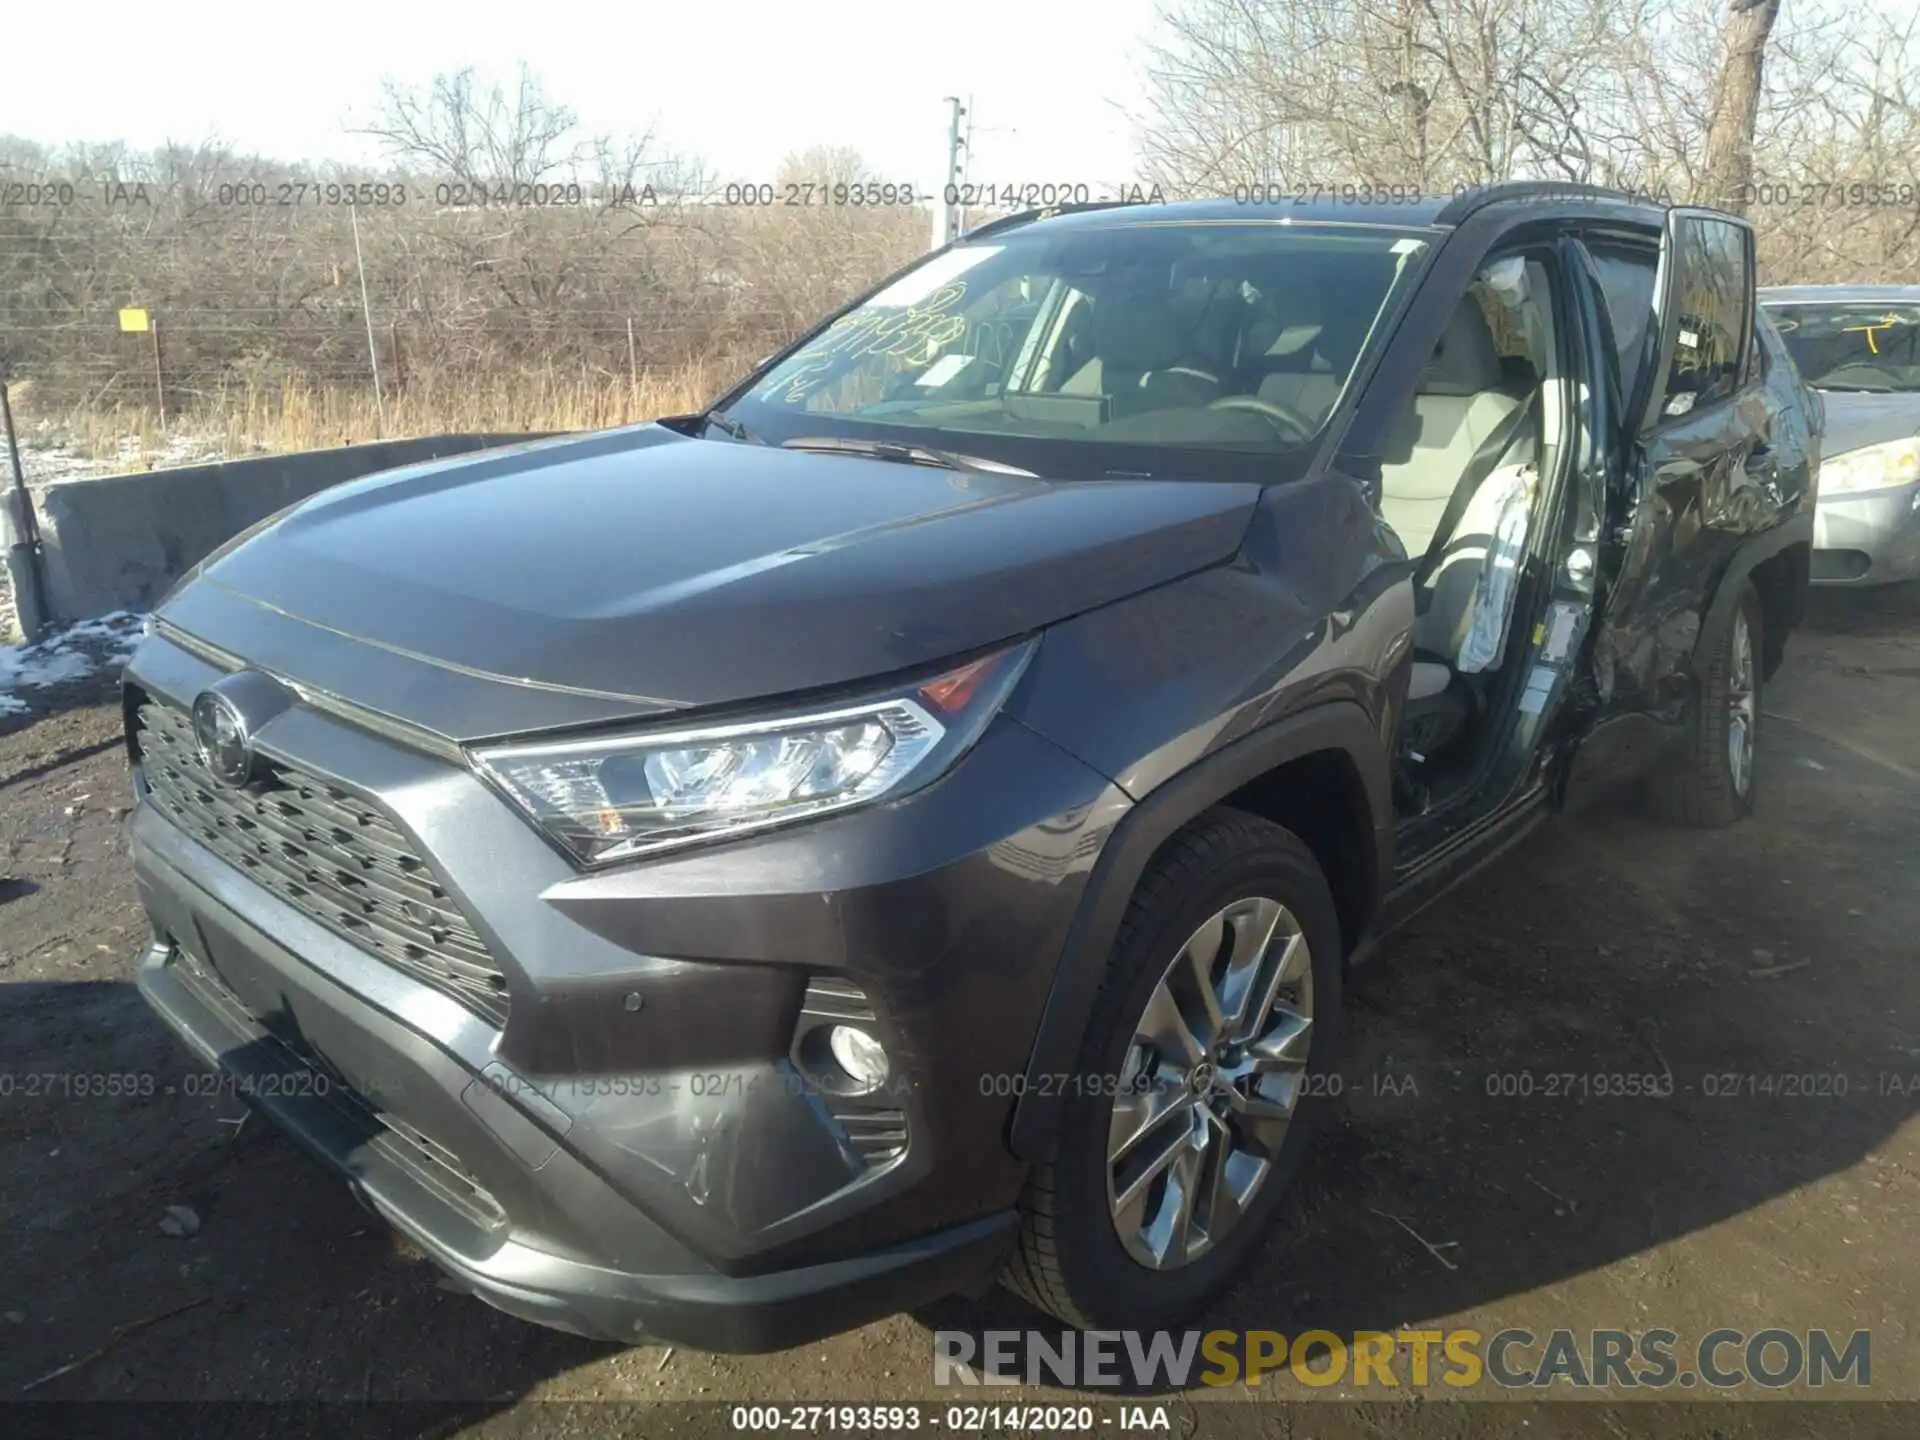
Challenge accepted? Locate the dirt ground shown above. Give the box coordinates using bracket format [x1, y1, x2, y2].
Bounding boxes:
[3, 588, 1918, 1438]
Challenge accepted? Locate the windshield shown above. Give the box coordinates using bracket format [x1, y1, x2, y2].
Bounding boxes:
[1766, 303, 1920, 392]
[722, 221, 1435, 481]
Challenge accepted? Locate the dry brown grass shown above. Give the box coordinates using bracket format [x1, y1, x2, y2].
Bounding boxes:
[29, 360, 734, 466]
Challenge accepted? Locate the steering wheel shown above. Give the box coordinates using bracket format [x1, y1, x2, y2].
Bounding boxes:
[1206, 394, 1316, 442]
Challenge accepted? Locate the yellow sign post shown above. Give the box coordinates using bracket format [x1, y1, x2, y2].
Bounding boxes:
[120, 307, 165, 424]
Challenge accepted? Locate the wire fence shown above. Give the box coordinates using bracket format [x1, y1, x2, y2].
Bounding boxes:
[11, 154, 1920, 449]
[1, 183, 937, 434]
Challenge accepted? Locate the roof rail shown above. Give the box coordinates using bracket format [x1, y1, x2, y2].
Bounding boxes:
[1433, 180, 1670, 226]
[958, 199, 1149, 240]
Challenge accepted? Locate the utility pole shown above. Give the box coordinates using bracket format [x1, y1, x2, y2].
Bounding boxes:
[150, 319, 168, 428]
[349, 202, 387, 436]
[956, 95, 975, 235]
[931, 96, 968, 250]
[2, 382, 52, 639]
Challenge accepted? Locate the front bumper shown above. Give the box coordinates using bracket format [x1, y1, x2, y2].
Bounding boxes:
[124, 632, 1129, 1348]
[131, 903, 1013, 1348]
[1811, 481, 1920, 584]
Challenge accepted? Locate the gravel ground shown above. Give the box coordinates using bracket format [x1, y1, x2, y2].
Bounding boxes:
[1, 588, 1917, 1437]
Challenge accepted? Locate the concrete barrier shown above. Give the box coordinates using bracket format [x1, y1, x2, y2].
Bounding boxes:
[28, 433, 548, 627]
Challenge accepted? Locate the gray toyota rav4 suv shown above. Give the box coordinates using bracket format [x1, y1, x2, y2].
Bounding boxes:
[123, 184, 1817, 1350]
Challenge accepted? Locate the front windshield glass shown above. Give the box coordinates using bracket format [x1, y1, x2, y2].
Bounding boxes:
[724, 221, 1435, 480]
[1767, 303, 1920, 392]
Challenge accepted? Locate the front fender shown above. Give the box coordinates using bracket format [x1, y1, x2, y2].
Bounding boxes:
[1694, 510, 1813, 680]
[1005, 701, 1392, 1161]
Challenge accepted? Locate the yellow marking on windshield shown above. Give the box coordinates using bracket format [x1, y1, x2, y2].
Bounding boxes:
[765, 280, 973, 404]
[1838, 310, 1920, 355]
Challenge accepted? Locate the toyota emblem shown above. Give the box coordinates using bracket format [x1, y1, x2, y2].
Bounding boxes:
[191, 689, 255, 788]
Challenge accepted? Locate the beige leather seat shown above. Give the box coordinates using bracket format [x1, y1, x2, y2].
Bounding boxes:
[1248, 293, 1370, 428]
[1381, 300, 1538, 703]
[1059, 294, 1224, 415]
[1378, 302, 1526, 556]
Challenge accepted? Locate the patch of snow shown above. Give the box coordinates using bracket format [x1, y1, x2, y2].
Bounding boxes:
[18, 437, 229, 488]
[7, 647, 93, 686]
[61, 609, 146, 642]
[0, 611, 148, 714]
[10, 425, 231, 492]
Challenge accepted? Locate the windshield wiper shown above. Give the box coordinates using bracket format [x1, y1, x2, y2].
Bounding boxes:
[780, 436, 1035, 476]
[704, 410, 767, 444]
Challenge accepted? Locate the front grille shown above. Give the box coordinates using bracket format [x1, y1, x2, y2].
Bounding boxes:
[137, 700, 511, 1025]
[375, 1110, 509, 1229]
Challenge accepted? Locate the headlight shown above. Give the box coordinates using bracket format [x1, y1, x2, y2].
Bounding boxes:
[1818, 437, 1920, 496]
[471, 641, 1035, 865]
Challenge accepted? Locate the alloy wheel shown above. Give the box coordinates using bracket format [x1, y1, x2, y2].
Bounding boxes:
[1728, 607, 1757, 797]
[1105, 897, 1313, 1270]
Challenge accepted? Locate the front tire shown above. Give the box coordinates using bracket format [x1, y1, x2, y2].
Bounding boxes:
[1653, 580, 1763, 827]
[1004, 808, 1343, 1330]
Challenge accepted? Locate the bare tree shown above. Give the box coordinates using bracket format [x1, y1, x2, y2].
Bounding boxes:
[360, 66, 585, 190]
[1701, 0, 1784, 214]
[775, 146, 872, 190]
[1133, 0, 1680, 195]
[1131, 0, 1920, 285]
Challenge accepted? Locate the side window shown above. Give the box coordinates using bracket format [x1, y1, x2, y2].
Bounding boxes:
[1584, 240, 1660, 406]
[1655, 215, 1753, 418]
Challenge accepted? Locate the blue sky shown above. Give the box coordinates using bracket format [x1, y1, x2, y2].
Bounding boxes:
[1, 0, 1166, 191]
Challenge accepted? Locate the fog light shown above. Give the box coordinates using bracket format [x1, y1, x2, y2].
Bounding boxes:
[827, 1025, 890, 1089]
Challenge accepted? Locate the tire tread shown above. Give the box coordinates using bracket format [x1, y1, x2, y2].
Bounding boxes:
[1005, 807, 1317, 1327]
[1651, 582, 1762, 828]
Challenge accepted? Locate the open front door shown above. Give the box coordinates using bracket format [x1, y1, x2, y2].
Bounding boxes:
[1557, 206, 1767, 811]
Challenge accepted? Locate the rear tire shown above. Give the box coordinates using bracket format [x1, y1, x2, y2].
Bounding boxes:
[1004, 808, 1343, 1330]
[1652, 580, 1763, 828]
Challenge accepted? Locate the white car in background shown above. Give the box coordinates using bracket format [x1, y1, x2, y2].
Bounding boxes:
[1761, 284, 1920, 585]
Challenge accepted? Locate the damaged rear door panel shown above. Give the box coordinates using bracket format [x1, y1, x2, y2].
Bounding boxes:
[1559, 207, 1813, 808]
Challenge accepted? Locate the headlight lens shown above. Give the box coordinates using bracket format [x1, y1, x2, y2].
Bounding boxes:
[1818, 437, 1920, 496]
[471, 642, 1034, 865]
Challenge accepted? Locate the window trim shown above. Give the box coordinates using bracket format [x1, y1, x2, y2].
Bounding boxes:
[1637, 208, 1759, 437]
[1575, 228, 1663, 429]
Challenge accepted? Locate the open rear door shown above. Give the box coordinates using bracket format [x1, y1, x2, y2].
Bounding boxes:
[1556, 206, 1765, 811]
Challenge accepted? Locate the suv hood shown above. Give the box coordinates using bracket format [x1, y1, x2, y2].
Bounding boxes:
[160, 425, 1259, 741]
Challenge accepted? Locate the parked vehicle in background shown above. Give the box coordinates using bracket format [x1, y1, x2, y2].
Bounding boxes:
[121, 184, 1814, 1350]
[1760, 284, 1920, 585]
